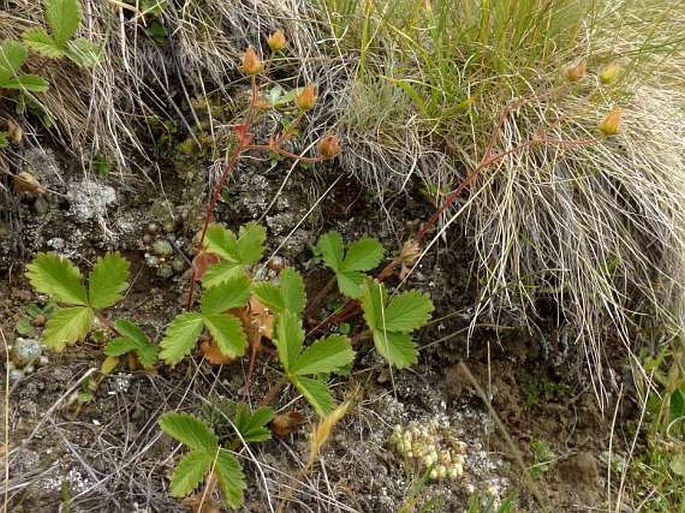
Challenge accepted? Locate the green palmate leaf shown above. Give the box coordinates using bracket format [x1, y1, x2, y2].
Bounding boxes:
[279, 268, 305, 313]
[205, 224, 240, 262]
[237, 222, 266, 264]
[315, 231, 344, 272]
[2, 75, 50, 92]
[201, 275, 251, 314]
[88, 253, 130, 309]
[372, 330, 418, 369]
[0, 132, 9, 149]
[168, 450, 212, 497]
[23, 28, 63, 57]
[342, 237, 384, 272]
[232, 403, 275, 443]
[159, 412, 218, 453]
[202, 261, 245, 287]
[290, 335, 355, 376]
[42, 306, 94, 350]
[66, 38, 100, 68]
[383, 290, 434, 333]
[45, 0, 82, 47]
[159, 313, 204, 365]
[251, 282, 283, 312]
[0, 41, 28, 82]
[202, 313, 247, 358]
[215, 448, 247, 508]
[26, 252, 88, 305]
[104, 319, 158, 367]
[292, 375, 334, 416]
[274, 311, 305, 372]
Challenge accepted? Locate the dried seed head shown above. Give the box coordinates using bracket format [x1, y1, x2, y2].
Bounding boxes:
[295, 84, 318, 111]
[399, 239, 421, 266]
[6, 119, 23, 145]
[599, 63, 620, 84]
[598, 107, 622, 136]
[318, 132, 341, 158]
[564, 60, 586, 82]
[241, 47, 263, 76]
[13, 171, 45, 195]
[267, 29, 287, 52]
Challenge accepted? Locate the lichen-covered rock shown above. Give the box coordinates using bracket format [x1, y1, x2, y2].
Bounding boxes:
[11, 338, 43, 368]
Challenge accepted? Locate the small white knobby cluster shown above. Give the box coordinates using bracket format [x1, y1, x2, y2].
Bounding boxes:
[390, 418, 467, 480]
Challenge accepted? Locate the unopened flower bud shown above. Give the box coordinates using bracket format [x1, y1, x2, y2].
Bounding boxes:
[241, 47, 263, 76]
[599, 63, 620, 84]
[598, 107, 622, 136]
[267, 29, 287, 52]
[564, 60, 586, 82]
[295, 84, 318, 111]
[318, 133, 341, 158]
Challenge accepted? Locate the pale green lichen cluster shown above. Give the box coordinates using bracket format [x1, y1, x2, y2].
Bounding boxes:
[390, 418, 467, 480]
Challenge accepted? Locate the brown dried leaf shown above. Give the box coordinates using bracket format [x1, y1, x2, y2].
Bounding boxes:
[248, 297, 274, 341]
[192, 252, 221, 282]
[200, 336, 237, 365]
[270, 410, 306, 437]
[182, 493, 222, 513]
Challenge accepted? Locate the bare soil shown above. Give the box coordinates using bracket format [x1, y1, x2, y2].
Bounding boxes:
[1, 138, 638, 512]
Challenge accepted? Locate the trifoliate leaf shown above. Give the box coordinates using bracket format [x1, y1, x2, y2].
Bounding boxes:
[215, 448, 247, 508]
[290, 335, 355, 376]
[159, 412, 218, 453]
[251, 282, 283, 313]
[202, 261, 245, 287]
[274, 311, 305, 372]
[201, 275, 251, 314]
[1, 75, 50, 92]
[342, 237, 384, 272]
[237, 222, 266, 264]
[88, 253, 130, 309]
[42, 306, 94, 350]
[372, 331, 418, 369]
[292, 375, 334, 416]
[26, 252, 88, 305]
[23, 29, 64, 58]
[232, 403, 275, 443]
[383, 290, 434, 333]
[168, 450, 212, 497]
[104, 319, 158, 367]
[159, 313, 204, 365]
[314, 231, 344, 272]
[279, 268, 305, 313]
[202, 313, 247, 359]
[45, 0, 82, 47]
[66, 38, 100, 68]
[205, 224, 239, 262]
[0, 41, 28, 82]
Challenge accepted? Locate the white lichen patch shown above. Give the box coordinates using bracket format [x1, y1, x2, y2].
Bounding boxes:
[390, 417, 467, 481]
[67, 179, 117, 222]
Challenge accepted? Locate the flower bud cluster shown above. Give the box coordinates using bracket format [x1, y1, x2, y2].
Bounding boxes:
[390, 418, 466, 481]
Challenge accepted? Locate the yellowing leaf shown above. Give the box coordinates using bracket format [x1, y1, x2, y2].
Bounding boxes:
[26, 252, 88, 305]
[42, 306, 94, 350]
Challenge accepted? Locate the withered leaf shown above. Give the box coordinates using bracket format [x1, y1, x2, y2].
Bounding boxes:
[270, 410, 307, 437]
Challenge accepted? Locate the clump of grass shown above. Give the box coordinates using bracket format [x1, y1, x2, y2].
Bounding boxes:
[318, 0, 685, 405]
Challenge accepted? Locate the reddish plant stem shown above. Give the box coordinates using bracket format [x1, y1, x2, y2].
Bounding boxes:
[186, 77, 259, 310]
[246, 144, 327, 163]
